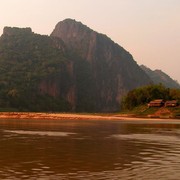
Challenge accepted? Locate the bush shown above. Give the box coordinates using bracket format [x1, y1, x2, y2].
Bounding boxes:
[121, 84, 179, 110]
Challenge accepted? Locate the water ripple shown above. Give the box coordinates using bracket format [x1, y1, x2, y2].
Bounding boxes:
[111, 133, 180, 145]
[1, 120, 180, 179]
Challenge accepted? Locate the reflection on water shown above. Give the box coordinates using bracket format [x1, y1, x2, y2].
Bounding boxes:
[4, 130, 76, 137]
[0, 119, 180, 179]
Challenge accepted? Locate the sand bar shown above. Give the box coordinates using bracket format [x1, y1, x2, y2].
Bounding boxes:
[0, 112, 179, 121]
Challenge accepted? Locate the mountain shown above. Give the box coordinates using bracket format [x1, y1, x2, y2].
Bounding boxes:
[0, 20, 151, 112]
[51, 19, 151, 111]
[140, 65, 180, 89]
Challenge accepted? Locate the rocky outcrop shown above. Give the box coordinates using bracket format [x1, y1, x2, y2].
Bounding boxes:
[3, 27, 33, 36]
[51, 19, 152, 111]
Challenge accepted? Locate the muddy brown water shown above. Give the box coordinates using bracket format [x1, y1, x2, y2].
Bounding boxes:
[0, 118, 180, 179]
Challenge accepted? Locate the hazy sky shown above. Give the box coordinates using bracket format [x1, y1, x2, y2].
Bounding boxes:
[0, 0, 180, 82]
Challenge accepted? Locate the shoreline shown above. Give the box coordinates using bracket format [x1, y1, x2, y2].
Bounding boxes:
[0, 112, 179, 121]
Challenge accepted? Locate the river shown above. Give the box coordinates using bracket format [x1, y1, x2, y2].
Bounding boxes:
[0, 118, 180, 179]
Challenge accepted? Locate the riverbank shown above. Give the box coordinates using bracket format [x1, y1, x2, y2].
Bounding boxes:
[0, 112, 179, 121]
[0, 112, 135, 120]
[120, 106, 180, 119]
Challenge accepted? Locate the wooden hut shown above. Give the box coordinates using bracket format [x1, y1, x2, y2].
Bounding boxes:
[165, 100, 179, 107]
[148, 99, 165, 107]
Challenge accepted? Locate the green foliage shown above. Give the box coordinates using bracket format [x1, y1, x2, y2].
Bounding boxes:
[0, 29, 71, 112]
[0, 28, 100, 112]
[121, 84, 180, 110]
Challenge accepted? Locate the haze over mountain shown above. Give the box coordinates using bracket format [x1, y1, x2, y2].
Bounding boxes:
[0, 19, 163, 112]
[140, 65, 180, 89]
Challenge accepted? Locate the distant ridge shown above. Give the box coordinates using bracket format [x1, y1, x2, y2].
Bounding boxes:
[140, 65, 180, 89]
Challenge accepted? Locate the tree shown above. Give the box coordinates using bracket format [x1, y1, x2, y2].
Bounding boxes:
[121, 84, 179, 110]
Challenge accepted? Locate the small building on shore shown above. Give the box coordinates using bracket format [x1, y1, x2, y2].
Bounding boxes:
[148, 99, 165, 107]
[165, 100, 179, 107]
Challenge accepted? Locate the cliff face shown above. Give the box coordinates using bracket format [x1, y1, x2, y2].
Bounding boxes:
[51, 19, 152, 111]
[140, 65, 180, 89]
[38, 60, 77, 110]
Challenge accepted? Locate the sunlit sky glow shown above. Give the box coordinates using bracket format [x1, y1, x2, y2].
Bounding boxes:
[0, 0, 179, 82]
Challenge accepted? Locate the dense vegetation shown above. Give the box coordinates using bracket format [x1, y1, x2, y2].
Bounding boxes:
[0, 27, 98, 112]
[121, 84, 180, 110]
[0, 28, 71, 111]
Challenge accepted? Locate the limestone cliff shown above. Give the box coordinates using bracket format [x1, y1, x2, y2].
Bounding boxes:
[51, 19, 152, 111]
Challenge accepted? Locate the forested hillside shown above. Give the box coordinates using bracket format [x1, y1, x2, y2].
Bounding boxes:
[0, 27, 74, 111]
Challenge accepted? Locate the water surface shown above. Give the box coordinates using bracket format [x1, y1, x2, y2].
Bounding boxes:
[0, 118, 180, 179]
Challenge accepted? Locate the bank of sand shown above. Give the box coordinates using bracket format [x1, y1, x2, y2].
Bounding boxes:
[0, 112, 177, 121]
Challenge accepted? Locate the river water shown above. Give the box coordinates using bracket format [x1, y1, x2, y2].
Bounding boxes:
[0, 118, 180, 180]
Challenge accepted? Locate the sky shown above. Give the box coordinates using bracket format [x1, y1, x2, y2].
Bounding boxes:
[0, 0, 180, 83]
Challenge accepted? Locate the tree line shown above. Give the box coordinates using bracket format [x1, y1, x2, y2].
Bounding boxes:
[121, 84, 180, 110]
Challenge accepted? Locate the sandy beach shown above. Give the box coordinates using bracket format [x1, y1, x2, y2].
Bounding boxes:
[0, 112, 178, 121]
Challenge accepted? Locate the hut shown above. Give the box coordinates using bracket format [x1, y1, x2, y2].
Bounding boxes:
[148, 99, 165, 107]
[165, 100, 179, 107]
